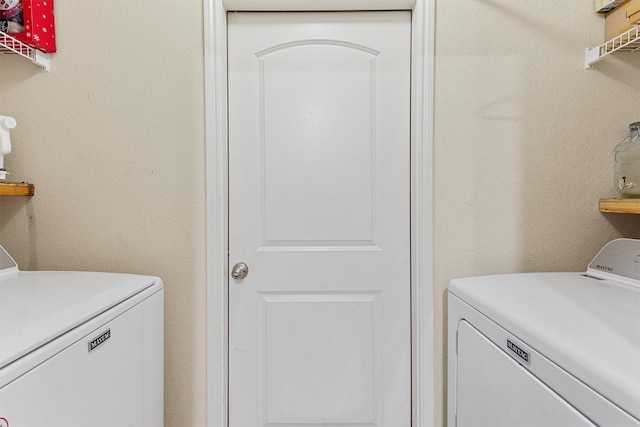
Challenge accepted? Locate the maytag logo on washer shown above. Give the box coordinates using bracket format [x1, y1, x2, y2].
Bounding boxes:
[507, 339, 530, 364]
[88, 329, 111, 353]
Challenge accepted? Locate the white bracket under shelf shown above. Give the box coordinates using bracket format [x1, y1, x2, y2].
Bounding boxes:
[0, 32, 50, 71]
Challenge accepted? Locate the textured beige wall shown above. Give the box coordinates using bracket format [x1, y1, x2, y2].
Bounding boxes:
[2, 1, 640, 426]
[0, 1, 207, 426]
[433, 0, 640, 425]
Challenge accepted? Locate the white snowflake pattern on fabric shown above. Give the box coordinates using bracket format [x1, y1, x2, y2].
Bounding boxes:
[10, 0, 56, 52]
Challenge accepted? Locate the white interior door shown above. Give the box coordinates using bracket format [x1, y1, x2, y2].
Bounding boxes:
[228, 11, 411, 426]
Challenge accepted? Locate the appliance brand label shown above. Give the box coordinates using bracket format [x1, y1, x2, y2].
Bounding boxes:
[595, 264, 614, 272]
[507, 339, 530, 364]
[0, 417, 8, 427]
[88, 329, 111, 353]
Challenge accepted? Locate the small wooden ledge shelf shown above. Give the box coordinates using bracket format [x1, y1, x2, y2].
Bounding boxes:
[600, 198, 640, 214]
[0, 182, 35, 196]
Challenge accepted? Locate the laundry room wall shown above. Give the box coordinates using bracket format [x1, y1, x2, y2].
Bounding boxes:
[433, 0, 640, 425]
[0, 2, 207, 426]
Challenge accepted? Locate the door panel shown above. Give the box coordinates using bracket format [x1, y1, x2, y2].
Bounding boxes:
[259, 40, 377, 246]
[262, 291, 379, 423]
[228, 12, 411, 426]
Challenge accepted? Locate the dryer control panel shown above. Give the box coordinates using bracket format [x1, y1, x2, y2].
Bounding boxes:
[587, 238, 640, 286]
[0, 245, 17, 276]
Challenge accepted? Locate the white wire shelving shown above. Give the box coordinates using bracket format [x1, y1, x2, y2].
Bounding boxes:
[585, 25, 640, 69]
[0, 32, 50, 71]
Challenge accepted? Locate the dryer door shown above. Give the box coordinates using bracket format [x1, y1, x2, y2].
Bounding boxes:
[454, 321, 595, 427]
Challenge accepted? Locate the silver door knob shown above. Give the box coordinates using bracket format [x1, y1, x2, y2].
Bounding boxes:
[231, 262, 249, 280]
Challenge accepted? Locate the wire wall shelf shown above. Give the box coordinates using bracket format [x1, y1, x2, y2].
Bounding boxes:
[585, 25, 640, 68]
[0, 32, 50, 71]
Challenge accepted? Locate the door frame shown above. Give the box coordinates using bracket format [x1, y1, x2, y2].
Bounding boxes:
[204, 0, 435, 425]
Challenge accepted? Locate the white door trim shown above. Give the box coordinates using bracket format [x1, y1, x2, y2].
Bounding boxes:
[204, 1, 435, 425]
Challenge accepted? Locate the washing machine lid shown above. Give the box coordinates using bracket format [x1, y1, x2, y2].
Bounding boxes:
[0, 270, 159, 370]
[449, 271, 640, 421]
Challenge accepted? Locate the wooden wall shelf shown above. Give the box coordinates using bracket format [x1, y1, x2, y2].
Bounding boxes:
[600, 198, 640, 214]
[0, 182, 35, 196]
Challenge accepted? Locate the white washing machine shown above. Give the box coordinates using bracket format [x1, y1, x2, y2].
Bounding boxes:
[448, 238, 640, 427]
[0, 246, 164, 427]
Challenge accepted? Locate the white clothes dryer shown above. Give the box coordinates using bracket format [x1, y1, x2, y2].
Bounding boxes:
[448, 238, 640, 427]
[0, 246, 164, 427]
